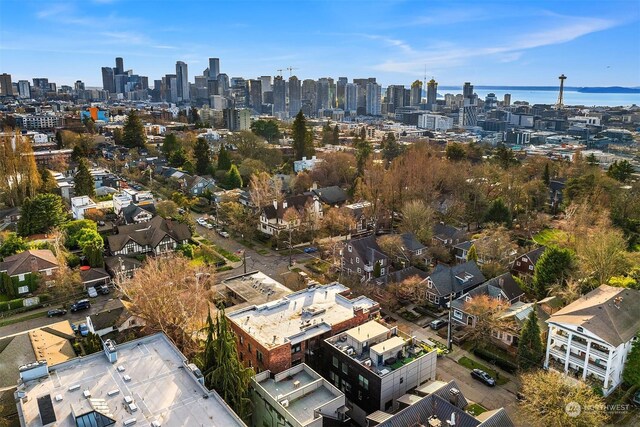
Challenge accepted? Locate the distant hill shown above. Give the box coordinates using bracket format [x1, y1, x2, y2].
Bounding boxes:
[438, 85, 640, 94]
[576, 86, 640, 94]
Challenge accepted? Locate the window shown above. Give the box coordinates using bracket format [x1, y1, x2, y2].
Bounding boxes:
[529, 265, 534, 271]
[291, 343, 301, 354]
[577, 327, 583, 333]
[380, 268, 385, 275]
[46, 269, 52, 276]
[348, 245, 352, 252]
[516, 261, 521, 266]
[357, 391, 363, 401]
[343, 382, 352, 393]
[333, 356, 339, 368]
[18, 274, 25, 282]
[399, 377, 404, 384]
[358, 374, 369, 390]
[357, 268, 361, 274]
[239, 336, 244, 346]
[342, 363, 348, 375]
[355, 257, 360, 263]
[256, 350, 263, 363]
[248, 343, 252, 353]
[329, 371, 336, 382]
[453, 310, 463, 320]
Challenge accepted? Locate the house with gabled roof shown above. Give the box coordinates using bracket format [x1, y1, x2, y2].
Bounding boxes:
[424, 261, 485, 307]
[106, 216, 191, 257]
[511, 246, 546, 276]
[450, 272, 524, 327]
[544, 285, 640, 396]
[0, 249, 59, 294]
[432, 223, 467, 248]
[120, 203, 155, 225]
[258, 194, 322, 236]
[340, 235, 389, 283]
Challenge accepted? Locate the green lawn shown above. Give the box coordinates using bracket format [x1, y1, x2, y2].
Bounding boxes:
[458, 356, 510, 386]
[209, 243, 241, 262]
[466, 403, 488, 416]
[0, 311, 46, 328]
[256, 248, 270, 256]
[532, 228, 568, 247]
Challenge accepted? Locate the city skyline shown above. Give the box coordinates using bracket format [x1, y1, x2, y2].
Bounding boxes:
[0, 0, 639, 87]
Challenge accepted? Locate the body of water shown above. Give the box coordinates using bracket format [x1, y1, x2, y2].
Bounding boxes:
[437, 87, 639, 107]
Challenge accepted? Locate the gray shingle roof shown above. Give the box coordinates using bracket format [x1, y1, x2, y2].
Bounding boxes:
[346, 235, 388, 266]
[400, 233, 426, 252]
[311, 186, 348, 205]
[0, 249, 59, 276]
[429, 261, 486, 296]
[107, 216, 191, 252]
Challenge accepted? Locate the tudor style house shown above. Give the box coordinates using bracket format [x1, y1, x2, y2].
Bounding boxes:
[106, 216, 191, 257]
[511, 246, 545, 276]
[544, 285, 640, 396]
[258, 194, 323, 236]
[450, 272, 524, 327]
[341, 235, 389, 283]
[424, 261, 485, 307]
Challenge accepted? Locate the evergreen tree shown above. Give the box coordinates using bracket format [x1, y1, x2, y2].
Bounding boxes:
[169, 149, 188, 167]
[607, 160, 634, 183]
[292, 111, 308, 160]
[17, 194, 67, 236]
[467, 244, 478, 262]
[226, 164, 243, 189]
[517, 306, 544, 370]
[320, 122, 332, 146]
[38, 168, 57, 194]
[381, 132, 402, 163]
[217, 145, 231, 171]
[484, 198, 512, 227]
[533, 247, 575, 298]
[190, 107, 200, 124]
[495, 145, 518, 169]
[0, 233, 27, 257]
[623, 338, 640, 387]
[333, 125, 340, 145]
[55, 130, 63, 149]
[250, 119, 281, 143]
[446, 142, 466, 161]
[355, 138, 372, 177]
[542, 163, 550, 185]
[162, 133, 180, 156]
[83, 240, 104, 268]
[373, 261, 382, 278]
[74, 159, 95, 198]
[202, 307, 254, 421]
[585, 153, 599, 166]
[194, 138, 212, 175]
[122, 110, 146, 148]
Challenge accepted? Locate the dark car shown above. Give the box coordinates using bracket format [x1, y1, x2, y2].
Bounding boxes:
[430, 319, 448, 330]
[97, 285, 110, 295]
[303, 247, 318, 254]
[47, 308, 67, 317]
[70, 299, 91, 312]
[471, 369, 496, 386]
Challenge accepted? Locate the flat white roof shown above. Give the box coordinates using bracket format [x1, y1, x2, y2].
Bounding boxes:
[227, 283, 377, 349]
[17, 334, 244, 427]
[345, 320, 388, 343]
[370, 336, 406, 354]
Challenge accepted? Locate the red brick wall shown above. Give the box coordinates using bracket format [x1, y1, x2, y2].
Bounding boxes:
[229, 320, 292, 374]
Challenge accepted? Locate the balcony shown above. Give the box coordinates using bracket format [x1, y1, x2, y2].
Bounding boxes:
[363, 264, 373, 273]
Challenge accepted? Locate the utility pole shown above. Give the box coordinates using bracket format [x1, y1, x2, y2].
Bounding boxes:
[243, 250, 247, 274]
[288, 226, 293, 267]
[447, 292, 454, 351]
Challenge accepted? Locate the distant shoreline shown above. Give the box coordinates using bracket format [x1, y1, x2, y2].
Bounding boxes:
[438, 85, 640, 94]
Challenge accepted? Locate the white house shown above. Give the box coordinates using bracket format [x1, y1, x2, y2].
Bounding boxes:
[70, 196, 97, 219]
[293, 156, 323, 173]
[544, 285, 640, 396]
[259, 194, 323, 236]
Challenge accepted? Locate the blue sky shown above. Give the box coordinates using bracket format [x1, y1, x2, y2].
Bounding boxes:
[1, 0, 639, 88]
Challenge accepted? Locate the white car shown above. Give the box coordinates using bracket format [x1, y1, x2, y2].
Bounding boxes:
[205, 223, 213, 230]
[87, 287, 98, 298]
[219, 231, 230, 238]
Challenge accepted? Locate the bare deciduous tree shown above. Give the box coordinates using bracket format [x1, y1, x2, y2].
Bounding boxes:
[116, 255, 214, 358]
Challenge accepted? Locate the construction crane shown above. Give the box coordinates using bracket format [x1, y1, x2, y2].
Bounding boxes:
[276, 69, 283, 77]
[286, 67, 299, 78]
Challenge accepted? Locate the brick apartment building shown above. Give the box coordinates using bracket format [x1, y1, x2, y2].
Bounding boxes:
[227, 282, 380, 374]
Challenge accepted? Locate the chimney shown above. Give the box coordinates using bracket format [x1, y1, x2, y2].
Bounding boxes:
[273, 199, 278, 210]
[311, 182, 318, 190]
[498, 277, 504, 286]
[30, 256, 39, 273]
[449, 387, 460, 407]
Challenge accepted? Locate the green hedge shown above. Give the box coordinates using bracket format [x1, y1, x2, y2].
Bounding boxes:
[473, 347, 518, 374]
[0, 298, 25, 312]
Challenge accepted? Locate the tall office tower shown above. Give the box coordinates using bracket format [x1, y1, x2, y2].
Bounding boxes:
[366, 82, 381, 116]
[208, 58, 220, 79]
[140, 76, 149, 90]
[247, 79, 263, 111]
[176, 61, 189, 101]
[484, 93, 498, 111]
[162, 74, 178, 103]
[260, 76, 272, 96]
[74, 80, 85, 91]
[410, 80, 422, 106]
[387, 85, 405, 112]
[345, 83, 358, 112]
[503, 93, 511, 107]
[327, 78, 336, 109]
[336, 77, 348, 109]
[101, 67, 115, 93]
[426, 78, 438, 109]
[195, 75, 208, 89]
[0, 73, 13, 96]
[114, 74, 127, 94]
[301, 79, 317, 117]
[115, 57, 124, 75]
[217, 73, 230, 95]
[32, 78, 49, 91]
[315, 78, 330, 111]
[17, 80, 31, 98]
[354, 78, 376, 116]
[273, 76, 286, 116]
[288, 76, 302, 116]
[463, 82, 474, 99]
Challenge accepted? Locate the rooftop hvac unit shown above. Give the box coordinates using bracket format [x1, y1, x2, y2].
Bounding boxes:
[280, 399, 289, 408]
[364, 359, 372, 367]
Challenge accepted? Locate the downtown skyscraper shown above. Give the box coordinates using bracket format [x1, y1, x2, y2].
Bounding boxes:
[176, 61, 189, 102]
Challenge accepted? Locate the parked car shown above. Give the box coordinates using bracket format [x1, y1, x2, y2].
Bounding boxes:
[303, 246, 318, 254]
[79, 323, 89, 337]
[47, 308, 67, 317]
[70, 299, 91, 312]
[471, 369, 496, 386]
[218, 231, 230, 238]
[430, 319, 448, 330]
[205, 223, 213, 230]
[177, 208, 186, 215]
[97, 284, 110, 295]
[87, 287, 98, 298]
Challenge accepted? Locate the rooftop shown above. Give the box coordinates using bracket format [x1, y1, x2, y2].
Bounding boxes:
[253, 364, 345, 427]
[223, 271, 292, 305]
[16, 333, 245, 427]
[227, 282, 378, 349]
